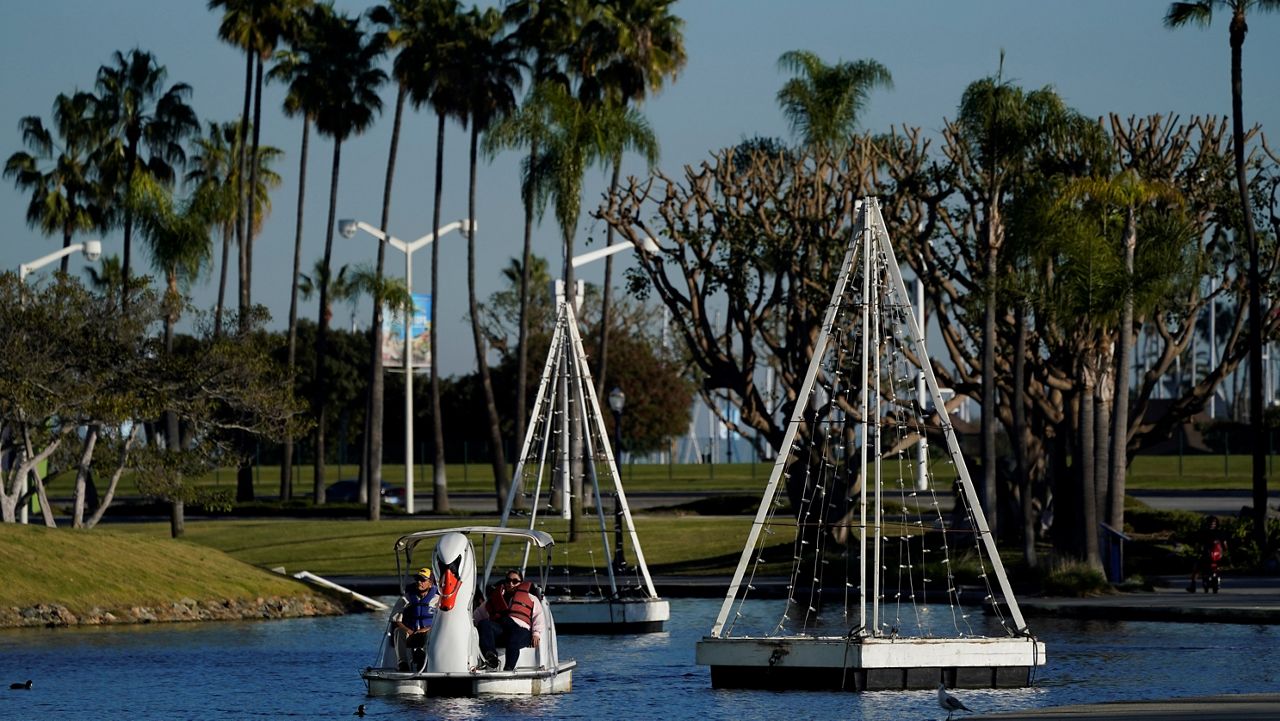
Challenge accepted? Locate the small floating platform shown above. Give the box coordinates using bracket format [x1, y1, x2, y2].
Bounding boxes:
[550, 596, 670, 633]
[696, 636, 1045, 691]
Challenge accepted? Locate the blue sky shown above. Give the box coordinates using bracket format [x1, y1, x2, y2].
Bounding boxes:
[3, 1, 1278, 375]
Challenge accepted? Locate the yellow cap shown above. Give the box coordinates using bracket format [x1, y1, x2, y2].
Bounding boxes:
[414, 567, 432, 580]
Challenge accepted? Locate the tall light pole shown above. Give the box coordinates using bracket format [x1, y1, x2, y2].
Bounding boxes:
[553, 237, 659, 527]
[339, 219, 473, 515]
[16, 240, 103, 524]
[608, 386, 626, 573]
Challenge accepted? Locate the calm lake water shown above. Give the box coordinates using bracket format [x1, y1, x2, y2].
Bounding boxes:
[1, 598, 1277, 720]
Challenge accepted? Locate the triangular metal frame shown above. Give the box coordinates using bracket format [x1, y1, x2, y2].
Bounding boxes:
[710, 197, 1027, 638]
[484, 300, 659, 600]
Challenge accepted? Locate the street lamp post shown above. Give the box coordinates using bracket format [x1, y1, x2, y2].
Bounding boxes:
[16, 239, 103, 524]
[553, 238, 660, 525]
[608, 386, 627, 573]
[339, 218, 473, 515]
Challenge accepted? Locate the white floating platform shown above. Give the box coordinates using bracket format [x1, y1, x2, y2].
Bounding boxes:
[548, 596, 670, 633]
[696, 635, 1045, 691]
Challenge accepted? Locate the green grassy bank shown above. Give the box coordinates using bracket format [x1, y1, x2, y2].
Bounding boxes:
[0, 524, 327, 619]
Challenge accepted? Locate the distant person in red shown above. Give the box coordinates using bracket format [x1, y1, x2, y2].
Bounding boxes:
[473, 569, 545, 671]
[1188, 515, 1226, 593]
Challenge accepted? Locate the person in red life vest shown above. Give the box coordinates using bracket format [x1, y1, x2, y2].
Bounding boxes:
[393, 567, 438, 670]
[473, 569, 546, 671]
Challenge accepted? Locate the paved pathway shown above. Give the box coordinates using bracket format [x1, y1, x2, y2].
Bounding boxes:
[970, 693, 1280, 720]
[1014, 574, 1280, 624]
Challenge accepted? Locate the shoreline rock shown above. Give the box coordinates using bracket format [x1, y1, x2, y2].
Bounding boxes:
[0, 594, 347, 629]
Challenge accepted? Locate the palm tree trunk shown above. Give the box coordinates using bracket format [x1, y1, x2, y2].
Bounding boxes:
[237, 77, 259, 505]
[514, 139, 538, 468]
[596, 160, 623, 401]
[430, 112, 449, 512]
[214, 222, 232, 338]
[246, 57, 265, 308]
[1012, 303, 1035, 567]
[164, 272, 180, 452]
[1080, 364, 1101, 569]
[120, 141, 138, 309]
[366, 85, 406, 522]
[237, 50, 252, 329]
[313, 138, 343, 504]
[1231, 12, 1267, 550]
[165, 272, 185, 537]
[980, 212, 999, 537]
[1108, 209, 1136, 532]
[60, 220, 73, 274]
[282, 118, 310, 503]
[1095, 362, 1113, 527]
[467, 126, 510, 511]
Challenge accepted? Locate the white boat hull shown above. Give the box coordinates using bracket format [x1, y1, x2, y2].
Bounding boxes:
[363, 660, 576, 697]
[696, 635, 1045, 691]
[550, 597, 669, 633]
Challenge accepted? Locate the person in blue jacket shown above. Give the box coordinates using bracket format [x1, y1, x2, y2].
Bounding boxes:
[394, 567, 438, 670]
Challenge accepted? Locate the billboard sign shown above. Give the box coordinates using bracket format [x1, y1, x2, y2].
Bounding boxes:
[381, 292, 431, 369]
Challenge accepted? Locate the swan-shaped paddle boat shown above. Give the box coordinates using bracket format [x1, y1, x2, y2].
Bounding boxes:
[362, 526, 575, 696]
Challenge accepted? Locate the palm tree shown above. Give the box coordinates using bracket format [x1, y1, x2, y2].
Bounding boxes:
[83, 255, 148, 300]
[209, 0, 310, 319]
[185, 120, 282, 337]
[402, 0, 464, 512]
[90, 48, 199, 308]
[587, 0, 684, 403]
[456, 6, 525, 509]
[132, 173, 214, 538]
[498, 0, 574, 469]
[1061, 171, 1183, 541]
[363, 0, 432, 520]
[269, 2, 333, 502]
[307, 10, 386, 504]
[483, 80, 559, 462]
[950, 65, 1079, 537]
[298, 258, 354, 328]
[525, 83, 652, 535]
[4, 92, 106, 274]
[1165, 0, 1280, 551]
[775, 49, 892, 151]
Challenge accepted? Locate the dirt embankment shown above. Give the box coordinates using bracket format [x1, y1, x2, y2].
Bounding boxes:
[0, 594, 347, 629]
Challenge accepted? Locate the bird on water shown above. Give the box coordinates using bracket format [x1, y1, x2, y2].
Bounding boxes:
[353, 704, 366, 717]
[937, 683, 972, 720]
[9, 680, 32, 690]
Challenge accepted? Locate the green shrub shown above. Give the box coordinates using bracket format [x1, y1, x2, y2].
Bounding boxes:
[1040, 559, 1111, 597]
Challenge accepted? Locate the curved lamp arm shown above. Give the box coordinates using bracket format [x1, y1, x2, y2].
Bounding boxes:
[570, 236, 659, 269]
[339, 219, 473, 255]
[19, 240, 102, 282]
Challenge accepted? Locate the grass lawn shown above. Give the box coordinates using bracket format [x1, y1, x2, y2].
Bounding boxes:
[37, 453, 1280, 504]
[111, 514, 759, 578]
[1124, 454, 1280, 491]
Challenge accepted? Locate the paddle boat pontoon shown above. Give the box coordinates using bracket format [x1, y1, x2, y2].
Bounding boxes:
[361, 526, 576, 696]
